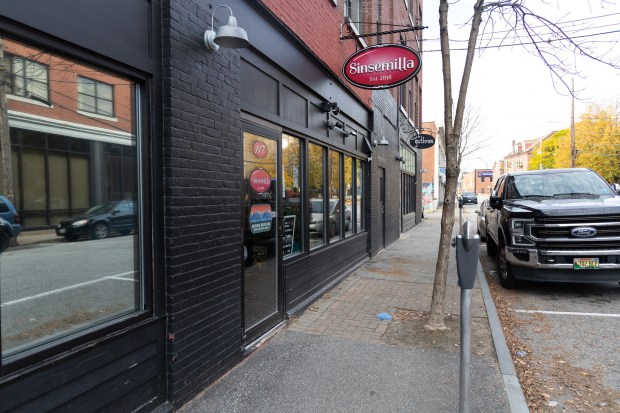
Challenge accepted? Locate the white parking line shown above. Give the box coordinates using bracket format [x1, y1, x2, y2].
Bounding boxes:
[1, 271, 137, 307]
[108, 275, 138, 282]
[511, 309, 620, 318]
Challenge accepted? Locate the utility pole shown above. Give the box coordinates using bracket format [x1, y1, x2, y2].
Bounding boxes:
[570, 78, 575, 168]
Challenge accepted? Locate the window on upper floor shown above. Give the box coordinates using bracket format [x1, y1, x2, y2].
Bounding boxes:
[345, 0, 362, 33]
[78, 76, 115, 117]
[4, 53, 50, 103]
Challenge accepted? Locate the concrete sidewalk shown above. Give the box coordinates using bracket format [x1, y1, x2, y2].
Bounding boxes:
[179, 209, 528, 413]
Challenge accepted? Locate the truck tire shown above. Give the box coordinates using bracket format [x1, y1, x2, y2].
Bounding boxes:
[486, 234, 498, 256]
[498, 242, 519, 289]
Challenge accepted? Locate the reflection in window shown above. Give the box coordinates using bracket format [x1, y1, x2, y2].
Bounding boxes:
[308, 143, 325, 249]
[344, 156, 353, 237]
[282, 135, 302, 257]
[400, 148, 416, 215]
[4, 53, 50, 102]
[0, 38, 141, 358]
[356, 159, 365, 232]
[328, 150, 341, 242]
[78, 76, 115, 117]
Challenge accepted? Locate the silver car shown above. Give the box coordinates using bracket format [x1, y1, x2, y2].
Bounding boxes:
[309, 199, 351, 236]
[475, 199, 489, 241]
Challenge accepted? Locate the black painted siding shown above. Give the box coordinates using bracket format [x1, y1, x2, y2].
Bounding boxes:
[0, 321, 166, 413]
[162, 0, 244, 408]
[285, 235, 368, 313]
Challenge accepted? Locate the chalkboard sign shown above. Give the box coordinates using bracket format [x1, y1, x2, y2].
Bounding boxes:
[282, 215, 296, 256]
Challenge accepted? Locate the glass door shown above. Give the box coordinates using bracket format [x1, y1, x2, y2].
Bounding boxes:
[242, 125, 283, 342]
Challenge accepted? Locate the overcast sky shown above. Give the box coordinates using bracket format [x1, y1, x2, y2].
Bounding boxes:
[421, 0, 620, 171]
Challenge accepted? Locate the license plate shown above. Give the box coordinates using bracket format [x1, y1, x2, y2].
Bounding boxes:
[573, 258, 599, 270]
[58, 229, 66, 234]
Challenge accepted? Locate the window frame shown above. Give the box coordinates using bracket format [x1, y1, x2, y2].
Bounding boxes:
[5, 52, 50, 103]
[0, 34, 155, 375]
[344, 0, 362, 33]
[281, 133, 304, 259]
[77, 75, 116, 117]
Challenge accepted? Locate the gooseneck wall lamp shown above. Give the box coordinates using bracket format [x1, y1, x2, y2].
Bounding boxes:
[204, 5, 250, 52]
[320, 101, 340, 116]
[372, 137, 389, 147]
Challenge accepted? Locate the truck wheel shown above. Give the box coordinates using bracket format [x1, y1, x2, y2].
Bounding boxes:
[486, 234, 498, 256]
[498, 243, 519, 289]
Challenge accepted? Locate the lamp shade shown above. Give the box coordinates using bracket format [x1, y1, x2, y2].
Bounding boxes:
[214, 15, 249, 49]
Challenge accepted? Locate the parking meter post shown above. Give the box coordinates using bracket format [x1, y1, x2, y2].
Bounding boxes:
[455, 220, 479, 413]
[458, 197, 463, 227]
[460, 288, 472, 413]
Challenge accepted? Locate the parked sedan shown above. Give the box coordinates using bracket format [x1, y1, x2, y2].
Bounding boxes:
[460, 192, 478, 205]
[474, 199, 489, 241]
[55, 200, 137, 241]
[0, 195, 22, 252]
[0, 217, 11, 253]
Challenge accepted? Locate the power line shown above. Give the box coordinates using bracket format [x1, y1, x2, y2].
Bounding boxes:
[423, 13, 620, 42]
[424, 21, 620, 44]
[421, 28, 620, 52]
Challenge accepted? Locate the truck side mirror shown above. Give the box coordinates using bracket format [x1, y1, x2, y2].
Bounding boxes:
[612, 183, 620, 194]
[489, 195, 502, 210]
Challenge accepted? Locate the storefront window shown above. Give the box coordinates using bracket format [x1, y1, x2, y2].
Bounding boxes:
[282, 134, 302, 257]
[400, 147, 417, 215]
[328, 150, 341, 242]
[0, 37, 142, 359]
[308, 143, 325, 249]
[344, 156, 353, 237]
[356, 159, 365, 232]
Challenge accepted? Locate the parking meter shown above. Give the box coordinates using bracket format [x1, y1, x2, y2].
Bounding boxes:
[456, 220, 479, 289]
[458, 196, 464, 227]
[454, 220, 479, 413]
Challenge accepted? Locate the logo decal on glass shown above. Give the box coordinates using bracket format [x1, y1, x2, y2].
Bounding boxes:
[249, 204, 272, 234]
[253, 141, 268, 158]
[249, 168, 271, 193]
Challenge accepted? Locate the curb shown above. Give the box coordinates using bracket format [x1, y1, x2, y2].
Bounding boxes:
[477, 261, 530, 413]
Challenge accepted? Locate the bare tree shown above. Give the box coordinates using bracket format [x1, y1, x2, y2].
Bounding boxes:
[0, 37, 14, 202]
[458, 105, 492, 165]
[425, 0, 620, 330]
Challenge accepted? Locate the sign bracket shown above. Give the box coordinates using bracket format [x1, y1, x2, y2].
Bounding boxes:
[340, 21, 427, 42]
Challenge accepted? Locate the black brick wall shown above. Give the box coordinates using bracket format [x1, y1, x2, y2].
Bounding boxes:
[162, 0, 243, 407]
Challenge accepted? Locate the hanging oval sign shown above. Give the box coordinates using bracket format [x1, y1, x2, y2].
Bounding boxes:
[410, 134, 435, 149]
[342, 44, 422, 90]
[249, 168, 271, 193]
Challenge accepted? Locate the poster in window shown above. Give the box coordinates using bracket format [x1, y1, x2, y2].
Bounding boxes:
[250, 204, 272, 234]
[282, 215, 296, 256]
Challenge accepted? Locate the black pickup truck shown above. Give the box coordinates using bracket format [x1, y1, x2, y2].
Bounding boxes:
[485, 168, 620, 288]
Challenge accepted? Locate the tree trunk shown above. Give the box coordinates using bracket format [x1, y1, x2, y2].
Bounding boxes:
[425, 0, 484, 330]
[0, 37, 14, 201]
